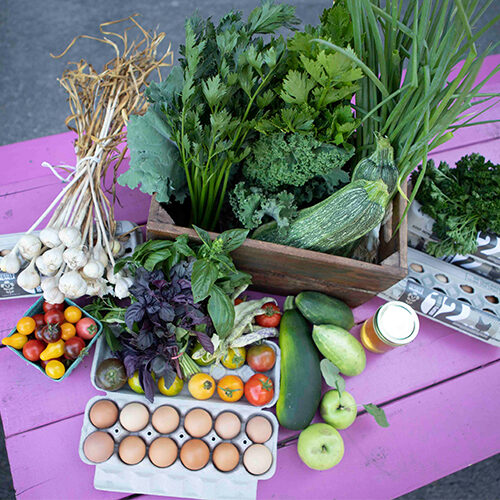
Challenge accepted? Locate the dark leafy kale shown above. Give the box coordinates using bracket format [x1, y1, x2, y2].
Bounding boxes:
[413, 154, 500, 257]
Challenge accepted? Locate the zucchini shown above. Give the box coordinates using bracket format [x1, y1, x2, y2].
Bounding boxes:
[352, 133, 398, 196]
[312, 324, 366, 376]
[253, 179, 389, 254]
[276, 307, 322, 430]
[296, 291, 354, 330]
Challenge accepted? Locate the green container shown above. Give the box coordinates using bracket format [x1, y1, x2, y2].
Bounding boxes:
[5, 297, 103, 382]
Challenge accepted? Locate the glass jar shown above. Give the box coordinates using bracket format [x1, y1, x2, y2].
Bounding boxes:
[360, 301, 419, 354]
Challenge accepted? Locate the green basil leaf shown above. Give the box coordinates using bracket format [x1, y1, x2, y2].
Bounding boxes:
[144, 248, 172, 271]
[103, 325, 122, 352]
[363, 404, 389, 428]
[192, 225, 212, 249]
[191, 259, 218, 302]
[207, 285, 235, 339]
[173, 234, 196, 257]
[219, 228, 249, 252]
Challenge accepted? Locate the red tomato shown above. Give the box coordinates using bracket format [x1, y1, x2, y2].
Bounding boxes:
[44, 309, 65, 325]
[43, 301, 64, 313]
[64, 337, 86, 360]
[22, 339, 46, 362]
[76, 318, 98, 340]
[255, 303, 282, 328]
[39, 324, 62, 343]
[34, 325, 47, 343]
[244, 373, 274, 406]
[32, 313, 45, 328]
[247, 344, 276, 371]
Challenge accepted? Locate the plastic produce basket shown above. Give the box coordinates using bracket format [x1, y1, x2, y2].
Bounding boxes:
[5, 297, 103, 381]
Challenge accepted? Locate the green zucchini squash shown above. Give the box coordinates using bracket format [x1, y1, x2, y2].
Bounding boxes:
[252, 179, 389, 254]
[276, 306, 322, 430]
[296, 291, 354, 330]
[352, 133, 398, 196]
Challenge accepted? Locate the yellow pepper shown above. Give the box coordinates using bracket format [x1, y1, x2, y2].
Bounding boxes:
[40, 339, 65, 361]
[2, 333, 28, 349]
[45, 360, 65, 379]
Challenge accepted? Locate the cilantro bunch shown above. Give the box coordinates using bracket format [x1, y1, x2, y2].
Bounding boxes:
[413, 154, 500, 257]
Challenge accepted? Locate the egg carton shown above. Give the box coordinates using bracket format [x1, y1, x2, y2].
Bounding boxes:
[0, 221, 143, 300]
[408, 201, 500, 283]
[379, 248, 500, 347]
[80, 335, 281, 499]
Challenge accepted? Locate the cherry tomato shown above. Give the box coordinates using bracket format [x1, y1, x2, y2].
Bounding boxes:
[217, 375, 244, 402]
[255, 302, 282, 328]
[45, 359, 66, 379]
[32, 313, 45, 328]
[43, 301, 64, 313]
[76, 318, 98, 340]
[244, 373, 274, 406]
[64, 336, 86, 360]
[16, 316, 36, 335]
[39, 324, 62, 343]
[221, 347, 246, 369]
[64, 306, 82, 324]
[40, 356, 63, 369]
[247, 344, 276, 372]
[234, 298, 244, 305]
[44, 309, 65, 325]
[22, 339, 46, 362]
[60, 322, 76, 341]
[188, 373, 215, 400]
[34, 325, 47, 343]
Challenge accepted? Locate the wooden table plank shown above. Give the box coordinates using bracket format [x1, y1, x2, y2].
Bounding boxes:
[6, 359, 499, 500]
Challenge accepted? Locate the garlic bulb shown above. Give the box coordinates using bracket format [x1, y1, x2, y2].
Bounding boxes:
[114, 277, 131, 299]
[43, 286, 64, 304]
[18, 234, 42, 260]
[39, 226, 61, 248]
[41, 275, 60, 292]
[59, 271, 87, 299]
[42, 244, 65, 273]
[2, 251, 21, 274]
[111, 239, 122, 257]
[17, 260, 41, 291]
[36, 255, 57, 277]
[85, 278, 108, 297]
[82, 259, 105, 279]
[63, 247, 88, 270]
[59, 226, 82, 248]
[106, 267, 122, 284]
[93, 242, 109, 267]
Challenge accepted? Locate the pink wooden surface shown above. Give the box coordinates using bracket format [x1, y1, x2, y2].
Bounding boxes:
[1, 54, 499, 500]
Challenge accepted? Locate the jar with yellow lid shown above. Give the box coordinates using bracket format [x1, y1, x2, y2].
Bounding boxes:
[360, 301, 419, 354]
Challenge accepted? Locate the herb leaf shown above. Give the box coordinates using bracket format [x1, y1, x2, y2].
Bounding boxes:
[208, 284, 235, 339]
[363, 403, 389, 428]
[191, 259, 218, 302]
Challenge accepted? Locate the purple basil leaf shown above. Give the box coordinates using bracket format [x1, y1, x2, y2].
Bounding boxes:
[125, 302, 145, 330]
[122, 353, 139, 379]
[196, 330, 215, 354]
[139, 366, 156, 402]
[151, 355, 167, 375]
[159, 303, 175, 322]
[160, 367, 176, 389]
[137, 330, 154, 350]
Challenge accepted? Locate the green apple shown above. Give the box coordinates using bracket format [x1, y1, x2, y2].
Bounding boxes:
[320, 390, 357, 430]
[297, 423, 344, 470]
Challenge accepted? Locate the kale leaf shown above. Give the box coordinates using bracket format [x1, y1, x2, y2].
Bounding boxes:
[413, 154, 500, 257]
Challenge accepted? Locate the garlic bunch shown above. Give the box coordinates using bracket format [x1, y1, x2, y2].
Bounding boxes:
[85, 277, 109, 297]
[63, 246, 88, 270]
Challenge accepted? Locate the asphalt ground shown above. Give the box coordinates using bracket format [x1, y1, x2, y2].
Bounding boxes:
[0, 1, 498, 498]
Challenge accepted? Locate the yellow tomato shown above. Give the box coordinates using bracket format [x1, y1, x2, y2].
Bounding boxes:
[217, 375, 244, 402]
[64, 306, 82, 324]
[2, 333, 28, 349]
[16, 317, 36, 335]
[221, 347, 246, 370]
[45, 360, 65, 379]
[188, 373, 215, 400]
[40, 340, 65, 361]
[158, 375, 184, 396]
[60, 322, 76, 341]
[128, 371, 144, 394]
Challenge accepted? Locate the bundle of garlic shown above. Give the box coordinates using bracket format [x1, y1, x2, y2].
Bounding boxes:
[0, 17, 171, 303]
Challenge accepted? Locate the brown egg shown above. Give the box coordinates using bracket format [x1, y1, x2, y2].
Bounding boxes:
[214, 412, 241, 440]
[89, 400, 119, 429]
[148, 437, 178, 468]
[184, 408, 212, 438]
[212, 443, 240, 472]
[119, 435, 146, 465]
[152, 405, 180, 434]
[83, 431, 114, 463]
[246, 416, 273, 443]
[180, 439, 210, 471]
[119, 402, 149, 432]
[243, 444, 273, 475]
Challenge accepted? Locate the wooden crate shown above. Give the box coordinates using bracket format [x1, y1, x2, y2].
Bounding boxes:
[147, 189, 408, 307]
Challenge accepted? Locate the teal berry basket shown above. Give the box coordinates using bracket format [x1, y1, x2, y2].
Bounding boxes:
[5, 297, 103, 382]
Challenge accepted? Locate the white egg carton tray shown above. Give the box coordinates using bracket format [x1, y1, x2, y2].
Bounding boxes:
[80, 335, 281, 499]
[0, 221, 143, 300]
[379, 248, 500, 346]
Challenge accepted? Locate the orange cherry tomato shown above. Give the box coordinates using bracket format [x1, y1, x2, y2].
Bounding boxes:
[16, 316, 36, 335]
[60, 322, 76, 341]
[45, 359, 66, 379]
[217, 375, 244, 402]
[64, 306, 82, 324]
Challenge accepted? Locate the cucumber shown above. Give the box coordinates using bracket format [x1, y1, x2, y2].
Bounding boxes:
[276, 308, 322, 430]
[296, 291, 354, 330]
[312, 324, 366, 376]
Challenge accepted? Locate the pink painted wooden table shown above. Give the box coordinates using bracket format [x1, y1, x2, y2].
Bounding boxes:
[1, 55, 499, 500]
